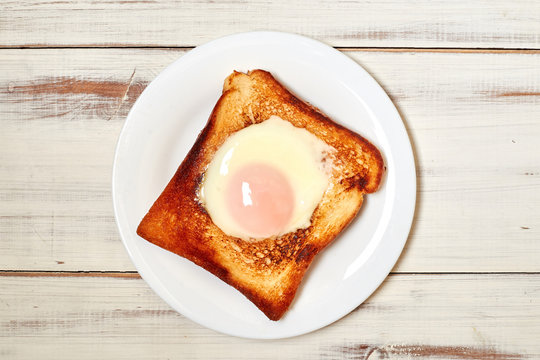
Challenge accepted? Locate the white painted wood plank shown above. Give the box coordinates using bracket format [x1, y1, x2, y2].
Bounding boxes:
[1, 0, 540, 49]
[1, 274, 538, 359]
[0, 49, 177, 271]
[345, 50, 540, 272]
[0, 49, 539, 272]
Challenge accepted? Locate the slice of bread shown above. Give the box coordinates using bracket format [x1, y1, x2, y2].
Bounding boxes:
[137, 70, 384, 320]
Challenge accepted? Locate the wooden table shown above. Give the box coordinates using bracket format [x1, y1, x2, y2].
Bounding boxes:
[1, 1, 539, 359]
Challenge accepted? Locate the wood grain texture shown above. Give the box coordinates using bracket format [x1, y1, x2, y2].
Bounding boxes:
[0, 48, 539, 272]
[1, 1, 540, 49]
[1, 274, 538, 359]
[2, 0, 539, 355]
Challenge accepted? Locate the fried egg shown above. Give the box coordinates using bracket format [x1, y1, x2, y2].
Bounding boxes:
[199, 116, 334, 240]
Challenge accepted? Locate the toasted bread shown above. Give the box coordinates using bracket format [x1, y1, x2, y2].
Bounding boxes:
[136, 70, 384, 320]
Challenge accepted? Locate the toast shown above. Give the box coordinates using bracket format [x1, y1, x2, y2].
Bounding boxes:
[136, 70, 384, 320]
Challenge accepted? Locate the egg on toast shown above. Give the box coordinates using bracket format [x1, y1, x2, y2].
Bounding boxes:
[136, 70, 384, 320]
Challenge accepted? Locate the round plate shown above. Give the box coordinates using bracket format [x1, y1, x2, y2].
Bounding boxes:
[112, 31, 416, 339]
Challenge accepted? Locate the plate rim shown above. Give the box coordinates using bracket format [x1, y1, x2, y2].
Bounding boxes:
[112, 30, 416, 339]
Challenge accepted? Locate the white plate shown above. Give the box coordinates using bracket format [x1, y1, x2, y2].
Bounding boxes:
[112, 31, 416, 339]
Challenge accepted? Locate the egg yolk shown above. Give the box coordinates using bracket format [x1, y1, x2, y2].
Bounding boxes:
[226, 163, 294, 238]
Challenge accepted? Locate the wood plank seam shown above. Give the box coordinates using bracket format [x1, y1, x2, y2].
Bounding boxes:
[1, 46, 540, 54]
[0, 271, 141, 278]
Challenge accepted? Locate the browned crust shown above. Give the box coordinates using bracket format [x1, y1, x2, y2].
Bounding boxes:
[137, 70, 385, 320]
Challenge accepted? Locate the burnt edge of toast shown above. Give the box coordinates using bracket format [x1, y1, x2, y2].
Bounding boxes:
[137, 69, 385, 321]
[253, 69, 384, 193]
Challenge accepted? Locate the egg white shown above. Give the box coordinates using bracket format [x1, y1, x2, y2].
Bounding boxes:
[199, 116, 334, 240]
